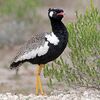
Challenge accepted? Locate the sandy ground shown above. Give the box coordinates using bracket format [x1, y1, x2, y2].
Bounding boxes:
[0, 87, 100, 100]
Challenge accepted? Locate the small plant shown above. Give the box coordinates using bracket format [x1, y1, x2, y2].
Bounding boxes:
[44, 0, 100, 88]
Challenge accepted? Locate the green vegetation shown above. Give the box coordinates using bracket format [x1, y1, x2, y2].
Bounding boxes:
[0, 0, 41, 19]
[44, 1, 100, 88]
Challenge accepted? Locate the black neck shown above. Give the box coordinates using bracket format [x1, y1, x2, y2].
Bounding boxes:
[50, 19, 67, 34]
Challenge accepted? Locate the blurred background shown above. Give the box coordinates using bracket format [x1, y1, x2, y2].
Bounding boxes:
[0, 0, 99, 95]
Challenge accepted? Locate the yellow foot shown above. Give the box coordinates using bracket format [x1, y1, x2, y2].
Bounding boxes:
[41, 92, 46, 96]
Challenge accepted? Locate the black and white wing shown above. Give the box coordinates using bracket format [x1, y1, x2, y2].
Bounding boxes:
[10, 32, 59, 69]
[10, 33, 47, 68]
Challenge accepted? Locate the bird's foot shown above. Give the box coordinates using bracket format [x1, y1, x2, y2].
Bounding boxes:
[36, 91, 46, 96]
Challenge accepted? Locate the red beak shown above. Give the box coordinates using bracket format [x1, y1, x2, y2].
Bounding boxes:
[57, 12, 64, 16]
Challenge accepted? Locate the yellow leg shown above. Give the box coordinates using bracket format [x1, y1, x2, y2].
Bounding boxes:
[36, 74, 39, 95]
[38, 75, 44, 95]
[35, 64, 45, 95]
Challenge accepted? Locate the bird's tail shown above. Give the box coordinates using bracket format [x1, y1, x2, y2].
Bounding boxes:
[10, 61, 20, 69]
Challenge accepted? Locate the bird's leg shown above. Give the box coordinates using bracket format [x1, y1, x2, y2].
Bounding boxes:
[35, 64, 45, 95]
[36, 73, 39, 95]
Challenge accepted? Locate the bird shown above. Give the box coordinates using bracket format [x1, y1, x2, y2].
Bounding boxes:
[10, 8, 68, 95]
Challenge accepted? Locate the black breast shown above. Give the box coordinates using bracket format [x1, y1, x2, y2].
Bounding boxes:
[29, 31, 68, 64]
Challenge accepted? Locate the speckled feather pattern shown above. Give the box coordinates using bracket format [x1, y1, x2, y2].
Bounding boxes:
[14, 33, 47, 61]
[13, 32, 60, 62]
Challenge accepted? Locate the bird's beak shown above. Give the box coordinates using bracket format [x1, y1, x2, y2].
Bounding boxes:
[57, 12, 64, 16]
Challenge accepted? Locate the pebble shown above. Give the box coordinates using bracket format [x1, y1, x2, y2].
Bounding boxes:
[0, 88, 99, 100]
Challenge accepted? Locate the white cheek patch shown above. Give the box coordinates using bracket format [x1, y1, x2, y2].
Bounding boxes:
[45, 32, 59, 45]
[15, 42, 49, 62]
[49, 11, 54, 17]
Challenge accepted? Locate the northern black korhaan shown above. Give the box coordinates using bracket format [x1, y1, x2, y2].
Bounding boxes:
[10, 8, 68, 95]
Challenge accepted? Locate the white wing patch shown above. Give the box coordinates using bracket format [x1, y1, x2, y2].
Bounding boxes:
[15, 42, 49, 62]
[45, 32, 59, 45]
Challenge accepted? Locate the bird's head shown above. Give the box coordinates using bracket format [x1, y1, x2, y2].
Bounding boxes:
[48, 8, 64, 20]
